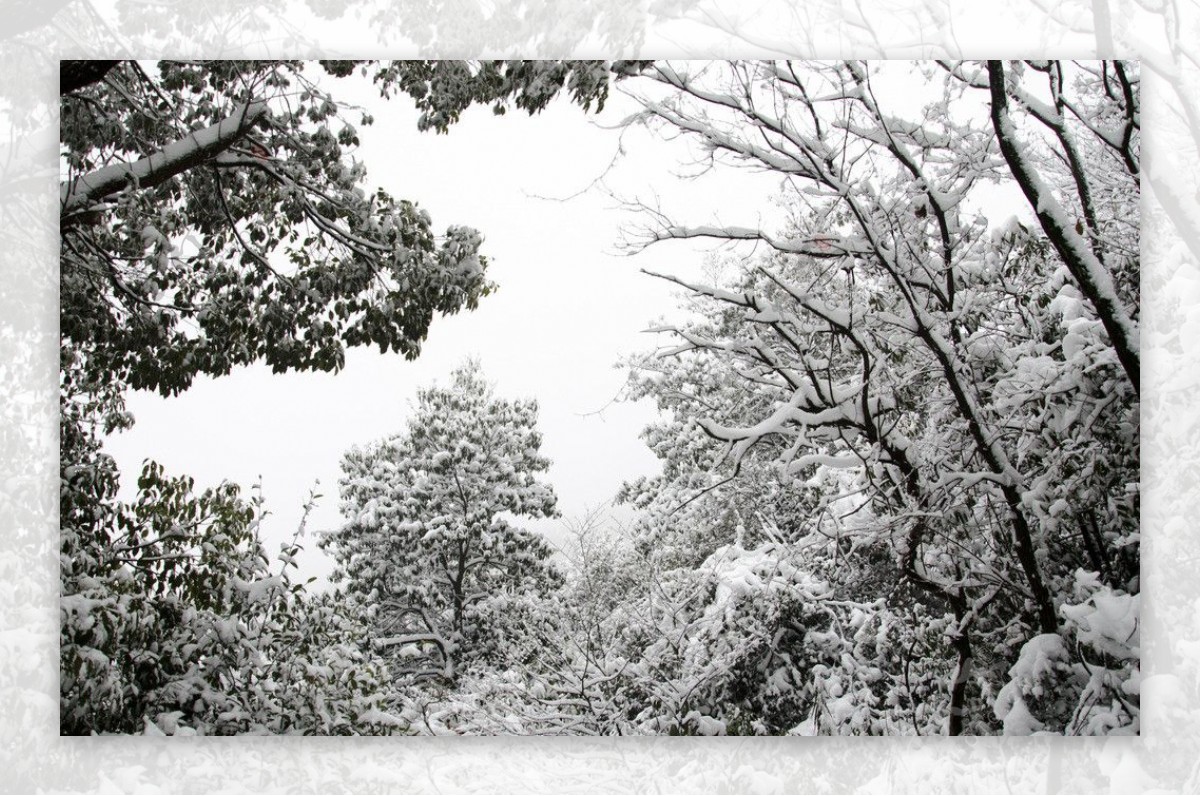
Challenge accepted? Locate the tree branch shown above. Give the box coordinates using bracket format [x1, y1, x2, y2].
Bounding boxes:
[61, 101, 268, 228]
[987, 61, 1140, 396]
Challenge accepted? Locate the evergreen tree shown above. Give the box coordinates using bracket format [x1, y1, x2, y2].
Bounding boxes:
[322, 361, 561, 681]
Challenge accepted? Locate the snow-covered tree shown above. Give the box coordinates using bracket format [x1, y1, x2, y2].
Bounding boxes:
[322, 361, 561, 681]
[616, 60, 1139, 734]
[59, 60, 650, 400]
[57, 58, 1142, 737]
[58, 60, 636, 734]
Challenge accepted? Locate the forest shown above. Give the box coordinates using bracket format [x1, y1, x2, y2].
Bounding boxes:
[60, 59, 1140, 736]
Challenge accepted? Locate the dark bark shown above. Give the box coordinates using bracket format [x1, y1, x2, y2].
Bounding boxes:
[988, 60, 1140, 397]
[947, 601, 973, 736]
[61, 60, 122, 95]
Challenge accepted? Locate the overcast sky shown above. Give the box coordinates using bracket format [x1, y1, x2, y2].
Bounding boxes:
[101, 68, 787, 586]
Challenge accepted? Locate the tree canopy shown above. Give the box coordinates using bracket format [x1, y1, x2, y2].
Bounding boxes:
[59, 59, 642, 400]
[59, 59, 1140, 738]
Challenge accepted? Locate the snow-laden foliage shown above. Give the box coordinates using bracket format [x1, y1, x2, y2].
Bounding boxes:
[610, 60, 1139, 734]
[60, 389, 398, 735]
[59, 60, 645, 400]
[993, 570, 1139, 736]
[62, 61, 476, 399]
[321, 361, 561, 682]
[59, 60, 631, 735]
[61, 60, 1139, 737]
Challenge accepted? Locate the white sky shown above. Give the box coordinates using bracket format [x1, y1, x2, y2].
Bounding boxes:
[102, 68, 787, 586]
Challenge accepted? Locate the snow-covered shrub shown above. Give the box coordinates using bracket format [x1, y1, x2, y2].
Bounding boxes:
[592, 542, 894, 735]
[993, 571, 1139, 736]
[1060, 570, 1140, 735]
[61, 396, 401, 735]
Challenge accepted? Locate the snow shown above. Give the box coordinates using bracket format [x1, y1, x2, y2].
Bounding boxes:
[993, 633, 1069, 735]
[1011, 634, 1068, 691]
[1061, 583, 1140, 662]
[682, 710, 727, 735]
[233, 575, 284, 605]
[357, 708, 406, 727]
[787, 453, 861, 473]
[62, 102, 268, 219]
[998, 692, 1045, 736]
[698, 542, 829, 608]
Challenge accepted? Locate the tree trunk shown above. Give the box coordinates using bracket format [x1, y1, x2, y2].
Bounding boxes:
[988, 60, 1140, 396]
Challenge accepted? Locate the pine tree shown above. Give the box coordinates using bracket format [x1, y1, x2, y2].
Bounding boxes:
[322, 361, 561, 681]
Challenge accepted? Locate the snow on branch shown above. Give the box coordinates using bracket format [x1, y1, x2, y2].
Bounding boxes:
[641, 222, 866, 259]
[987, 61, 1140, 395]
[61, 101, 268, 228]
